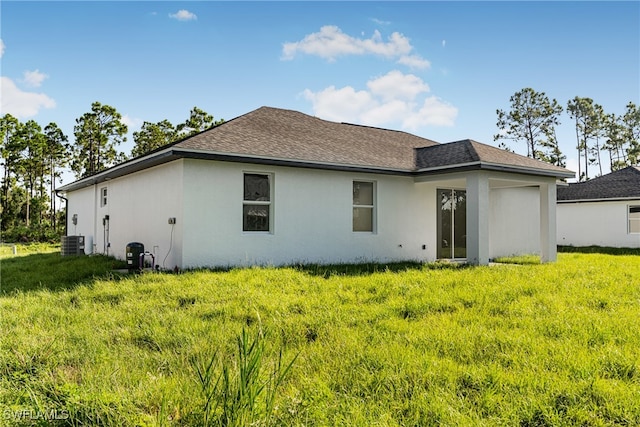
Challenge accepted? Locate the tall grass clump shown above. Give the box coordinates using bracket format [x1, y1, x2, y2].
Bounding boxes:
[192, 327, 297, 427]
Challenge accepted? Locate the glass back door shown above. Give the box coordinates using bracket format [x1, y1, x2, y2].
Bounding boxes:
[437, 189, 467, 259]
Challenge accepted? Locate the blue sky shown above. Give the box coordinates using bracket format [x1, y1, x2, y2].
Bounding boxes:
[2, 1, 639, 184]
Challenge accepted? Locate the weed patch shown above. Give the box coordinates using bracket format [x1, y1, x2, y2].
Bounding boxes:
[192, 327, 297, 426]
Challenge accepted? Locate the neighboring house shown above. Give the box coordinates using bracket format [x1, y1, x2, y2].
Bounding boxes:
[557, 166, 640, 248]
[57, 106, 574, 268]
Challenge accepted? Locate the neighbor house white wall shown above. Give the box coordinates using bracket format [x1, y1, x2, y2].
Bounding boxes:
[557, 200, 640, 248]
[66, 161, 185, 265]
[181, 159, 436, 268]
[489, 186, 541, 257]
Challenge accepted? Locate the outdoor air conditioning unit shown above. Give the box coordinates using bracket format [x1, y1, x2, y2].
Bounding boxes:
[61, 235, 85, 256]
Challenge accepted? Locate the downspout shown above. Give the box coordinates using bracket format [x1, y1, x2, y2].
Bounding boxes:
[54, 190, 68, 237]
[93, 183, 98, 254]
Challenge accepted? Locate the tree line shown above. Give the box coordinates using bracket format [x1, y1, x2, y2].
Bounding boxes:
[495, 88, 640, 180]
[0, 103, 223, 242]
[2, 91, 639, 242]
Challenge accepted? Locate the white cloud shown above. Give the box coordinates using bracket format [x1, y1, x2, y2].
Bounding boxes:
[360, 100, 411, 127]
[0, 39, 4, 58]
[1, 76, 56, 119]
[283, 26, 366, 61]
[282, 25, 429, 69]
[121, 114, 144, 130]
[302, 86, 375, 123]
[303, 71, 457, 131]
[371, 18, 391, 26]
[367, 70, 429, 101]
[169, 9, 197, 21]
[397, 54, 431, 70]
[22, 69, 49, 88]
[402, 96, 458, 129]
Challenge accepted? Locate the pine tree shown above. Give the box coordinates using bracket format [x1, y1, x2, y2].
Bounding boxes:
[495, 88, 563, 162]
[72, 102, 128, 178]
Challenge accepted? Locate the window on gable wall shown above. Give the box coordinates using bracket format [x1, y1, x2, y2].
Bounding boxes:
[353, 181, 375, 232]
[243, 173, 272, 232]
[629, 205, 640, 233]
[100, 187, 108, 207]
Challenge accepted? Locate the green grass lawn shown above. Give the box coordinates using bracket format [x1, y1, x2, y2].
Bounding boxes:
[0, 243, 60, 258]
[1, 247, 639, 426]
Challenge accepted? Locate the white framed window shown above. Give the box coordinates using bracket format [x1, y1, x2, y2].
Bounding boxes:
[100, 187, 108, 207]
[243, 173, 272, 232]
[629, 205, 640, 234]
[353, 180, 375, 232]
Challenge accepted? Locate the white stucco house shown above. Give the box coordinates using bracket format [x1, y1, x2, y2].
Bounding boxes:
[57, 106, 574, 269]
[557, 166, 640, 248]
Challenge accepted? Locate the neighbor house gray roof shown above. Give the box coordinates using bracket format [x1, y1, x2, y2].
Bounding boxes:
[59, 106, 574, 192]
[557, 166, 640, 202]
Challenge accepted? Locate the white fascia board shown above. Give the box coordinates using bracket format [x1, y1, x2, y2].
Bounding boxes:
[414, 161, 481, 174]
[480, 161, 574, 178]
[57, 147, 175, 193]
[415, 161, 575, 179]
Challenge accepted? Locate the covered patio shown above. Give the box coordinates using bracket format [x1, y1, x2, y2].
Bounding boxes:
[414, 140, 573, 265]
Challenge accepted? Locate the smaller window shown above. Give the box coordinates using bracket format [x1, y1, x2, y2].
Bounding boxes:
[353, 181, 375, 232]
[629, 205, 640, 234]
[243, 173, 272, 232]
[100, 187, 108, 207]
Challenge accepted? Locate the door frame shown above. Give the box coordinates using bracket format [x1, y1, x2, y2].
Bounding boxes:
[436, 188, 467, 260]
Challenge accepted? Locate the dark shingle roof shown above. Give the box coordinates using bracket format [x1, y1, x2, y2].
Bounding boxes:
[415, 139, 572, 176]
[59, 106, 575, 192]
[175, 107, 572, 177]
[557, 166, 640, 201]
[175, 106, 439, 171]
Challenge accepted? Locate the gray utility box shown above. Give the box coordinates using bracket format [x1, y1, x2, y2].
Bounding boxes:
[61, 235, 85, 256]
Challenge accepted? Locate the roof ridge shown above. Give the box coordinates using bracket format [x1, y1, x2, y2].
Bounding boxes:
[339, 121, 427, 137]
[464, 139, 481, 162]
[255, 106, 440, 144]
[585, 165, 640, 181]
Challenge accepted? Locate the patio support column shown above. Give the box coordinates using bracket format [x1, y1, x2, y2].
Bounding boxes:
[466, 172, 490, 265]
[540, 180, 557, 263]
